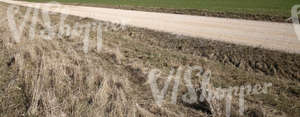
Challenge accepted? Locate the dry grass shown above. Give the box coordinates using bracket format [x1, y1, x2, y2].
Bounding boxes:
[0, 3, 209, 117]
[0, 2, 299, 117]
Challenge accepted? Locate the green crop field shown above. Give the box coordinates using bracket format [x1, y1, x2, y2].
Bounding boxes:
[27, 0, 300, 17]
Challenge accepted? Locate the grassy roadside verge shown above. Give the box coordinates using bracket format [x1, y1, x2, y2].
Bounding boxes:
[0, 1, 299, 117]
[26, 0, 300, 22]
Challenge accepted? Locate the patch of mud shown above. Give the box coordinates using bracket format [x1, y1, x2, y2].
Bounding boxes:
[124, 28, 300, 81]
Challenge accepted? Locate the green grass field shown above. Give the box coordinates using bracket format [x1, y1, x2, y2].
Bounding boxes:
[28, 0, 299, 17]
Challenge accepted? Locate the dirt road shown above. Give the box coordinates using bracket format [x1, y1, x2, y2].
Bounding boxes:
[1, 0, 300, 53]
